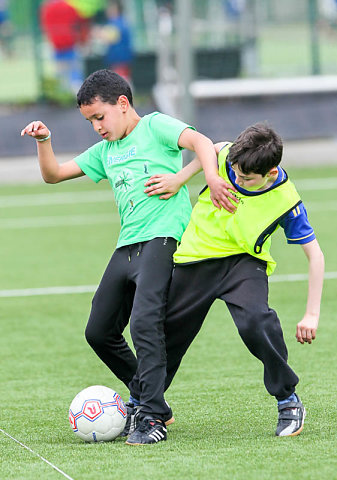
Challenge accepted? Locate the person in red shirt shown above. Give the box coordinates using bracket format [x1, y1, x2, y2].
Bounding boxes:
[40, 0, 90, 92]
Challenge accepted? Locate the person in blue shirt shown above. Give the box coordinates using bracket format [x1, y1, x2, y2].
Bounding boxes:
[101, 0, 133, 82]
[0, 0, 12, 57]
[226, 152, 316, 244]
[126, 123, 324, 445]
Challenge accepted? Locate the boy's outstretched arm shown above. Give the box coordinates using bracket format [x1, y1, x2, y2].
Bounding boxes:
[296, 239, 325, 344]
[178, 128, 238, 213]
[21, 121, 84, 183]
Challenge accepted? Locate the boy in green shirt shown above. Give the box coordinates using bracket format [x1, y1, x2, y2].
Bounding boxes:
[21, 69, 237, 445]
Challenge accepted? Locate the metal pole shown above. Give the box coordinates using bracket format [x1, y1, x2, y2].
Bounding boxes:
[175, 0, 195, 127]
[31, 0, 45, 101]
[240, 0, 259, 77]
[308, 0, 320, 75]
[157, 6, 174, 85]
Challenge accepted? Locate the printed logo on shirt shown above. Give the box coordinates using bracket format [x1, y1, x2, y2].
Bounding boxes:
[114, 169, 134, 191]
[232, 191, 244, 205]
[144, 162, 149, 174]
[107, 146, 136, 166]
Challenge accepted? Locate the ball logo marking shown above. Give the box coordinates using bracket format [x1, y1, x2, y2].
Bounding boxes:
[83, 400, 102, 420]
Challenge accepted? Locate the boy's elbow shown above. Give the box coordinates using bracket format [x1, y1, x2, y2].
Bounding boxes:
[43, 174, 61, 184]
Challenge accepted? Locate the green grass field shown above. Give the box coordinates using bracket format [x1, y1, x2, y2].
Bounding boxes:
[0, 167, 336, 480]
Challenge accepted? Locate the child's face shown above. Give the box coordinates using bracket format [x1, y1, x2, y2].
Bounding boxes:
[80, 97, 129, 141]
[231, 164, 278, 191]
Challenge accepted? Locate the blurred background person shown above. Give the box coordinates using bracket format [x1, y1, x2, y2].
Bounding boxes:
[223, 0, 246, 19]
[96, 0, 133, 82]
[319, 0, 337, 31]
[0, 0, 12, 57]
[40, 0, 91, 93]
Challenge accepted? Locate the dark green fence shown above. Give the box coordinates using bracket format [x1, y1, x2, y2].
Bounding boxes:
[1, 0, 336, 104]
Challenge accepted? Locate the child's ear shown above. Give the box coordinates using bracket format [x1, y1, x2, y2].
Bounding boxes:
[268, 167, 278, 177]
[118, 95, 129, 111]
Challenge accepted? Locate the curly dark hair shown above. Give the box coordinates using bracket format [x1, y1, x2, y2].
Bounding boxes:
[77, 69, 133, 107]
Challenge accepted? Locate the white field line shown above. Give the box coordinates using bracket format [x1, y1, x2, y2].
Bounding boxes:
[0, 177, 337, 209]
[289, 177, 337, 190]
[0, 199, 335, 230]
[0, 285, 97, 297]
[304, 200, 337, 211]
[0, 213, 119, 229]
[269, 271, 337, 283]
[0, 428, 75, 480]
[189, 178, 337, 196]
[0, 272, 336, 298]
[0, 190, 112, 207]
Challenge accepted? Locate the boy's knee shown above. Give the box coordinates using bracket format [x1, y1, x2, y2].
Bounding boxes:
[238, 309, 279, 341]
[238, 309, 262, 334]
[130, 318, 147, 344]
[130, 315, 162, 342]
[84, 324, 98, 347]
[84, 323, 108, 349]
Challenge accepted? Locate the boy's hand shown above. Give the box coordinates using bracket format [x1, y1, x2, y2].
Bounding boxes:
[207, 175, 239, 213]
[144, 174, 182, 200]
[296, 313, 319, 344]
[21, 121, 50, 141]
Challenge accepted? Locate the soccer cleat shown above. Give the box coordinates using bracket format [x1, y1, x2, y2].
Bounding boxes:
[275, 395, 306, 437]
[163, 401, 175, 426]
[164, 412, 175, 426]
[125, 416, 167, 445]
[119, 402, 141, 437]
[120, 402, 174, 437]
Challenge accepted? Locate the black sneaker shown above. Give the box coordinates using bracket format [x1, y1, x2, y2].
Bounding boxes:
[119, 402, 141, 438]
[125, 416, 167, 445]
[163, 401, 175, 426]
[275, 395, 306, 437]
[120, 401, 174, 437]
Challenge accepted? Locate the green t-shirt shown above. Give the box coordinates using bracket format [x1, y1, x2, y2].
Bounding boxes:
[74, 112, 193, 248]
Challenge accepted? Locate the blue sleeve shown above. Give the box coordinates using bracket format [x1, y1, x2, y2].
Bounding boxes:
[279, 202, 316, 244]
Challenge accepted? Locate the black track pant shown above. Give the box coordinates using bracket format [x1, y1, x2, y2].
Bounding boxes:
[130, 254, 299, 403]
[85, 237, 176, 419]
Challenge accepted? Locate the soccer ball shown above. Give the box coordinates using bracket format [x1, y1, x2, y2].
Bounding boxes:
[69, 385, 127, 442]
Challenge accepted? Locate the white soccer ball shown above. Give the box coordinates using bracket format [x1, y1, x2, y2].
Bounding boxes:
[69, 385, 127, 442]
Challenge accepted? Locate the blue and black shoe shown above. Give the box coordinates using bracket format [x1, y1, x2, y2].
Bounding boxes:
[275, 395, 306, 437]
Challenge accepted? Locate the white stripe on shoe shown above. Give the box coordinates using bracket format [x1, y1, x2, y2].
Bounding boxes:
[278, 420, 298, 437]
[149, 431, 164, 442]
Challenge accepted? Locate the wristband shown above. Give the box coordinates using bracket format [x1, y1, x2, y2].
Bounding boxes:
[36, 132, 51, 142]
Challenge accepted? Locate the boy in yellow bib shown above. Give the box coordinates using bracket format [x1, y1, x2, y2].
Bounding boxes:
[129, 123, 324, 440]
